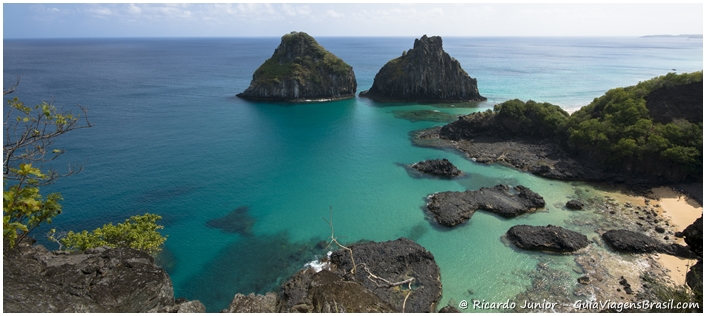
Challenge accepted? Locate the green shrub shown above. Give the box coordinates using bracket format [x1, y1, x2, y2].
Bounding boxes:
[60, 213, 167, 255]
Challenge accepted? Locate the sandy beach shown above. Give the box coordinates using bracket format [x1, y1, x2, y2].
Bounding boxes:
[650, 187, 703, 285]
[603, 186, 702, 286]
[649, 186, 703, 285]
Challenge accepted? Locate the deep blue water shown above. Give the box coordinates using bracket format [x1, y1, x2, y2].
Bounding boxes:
[3, 36, 702, 312]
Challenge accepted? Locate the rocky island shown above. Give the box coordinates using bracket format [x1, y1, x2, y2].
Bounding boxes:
[359, 35, 485, 102]
[237, 31, 357, 102]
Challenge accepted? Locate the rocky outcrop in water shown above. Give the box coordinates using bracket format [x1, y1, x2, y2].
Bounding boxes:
[426, 184, 545, 227]
[359, 35, 485, 102]
[565, 200, 585, 210]
[506, 225, 590, 252]
[237, 31, 356, 102]
[411, 158, 462, 178]
[3, 239, 204, 313]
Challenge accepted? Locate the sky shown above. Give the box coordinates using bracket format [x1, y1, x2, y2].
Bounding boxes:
[2, 2, 704, 39]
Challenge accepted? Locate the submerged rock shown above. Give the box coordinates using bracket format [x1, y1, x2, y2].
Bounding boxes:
[506, 225, 590, 252]
[2, 239, 200, 313]
[360, 35, 485, 102]
[426, 184, 545, 227]
[205, 206, 255, 236]
[411, 158, 463, 178]
[237, 31, 356, 102]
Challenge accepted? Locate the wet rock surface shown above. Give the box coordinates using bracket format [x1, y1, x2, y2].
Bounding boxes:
[360, 35, 485, 102]
[411, 158, 462, 178]
[506, 225, 590, 252]
[2, 239, 200, 313]
[427, 184, 545, 227]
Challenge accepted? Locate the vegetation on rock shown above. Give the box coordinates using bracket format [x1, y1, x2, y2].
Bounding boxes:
[238, 31, 356, 101]
[457, 71, 702, 182]
[565, 71, 702, 179]
[59, 213, 167, 255]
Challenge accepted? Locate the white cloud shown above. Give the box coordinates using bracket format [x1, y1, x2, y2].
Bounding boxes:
[327, 10, 343, 18]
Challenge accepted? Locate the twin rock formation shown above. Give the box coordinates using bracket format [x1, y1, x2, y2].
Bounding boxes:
[238, 32, 484, 102]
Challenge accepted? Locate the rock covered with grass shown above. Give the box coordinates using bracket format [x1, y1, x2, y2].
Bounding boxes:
[237, 31, 356, 102]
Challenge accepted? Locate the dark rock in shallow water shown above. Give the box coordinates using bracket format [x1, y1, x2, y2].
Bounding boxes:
[205, 206, 255, 235]
[506, 225, 590, 252]
[602, 229, 664, 253]
[577, 276, 591, 285]
[2, 239, 200, 313]
[237, 31, 356, 102]
[601, 229, 696, 258]
[411, 158, 462, 178]
[360, 35, 485, 102]
[329, 237, 442, 313]
[426, 184, 545, 227]
[566, 200, 584, 210]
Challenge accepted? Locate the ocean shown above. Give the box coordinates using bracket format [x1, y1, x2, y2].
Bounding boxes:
[3, 36, 702, 312]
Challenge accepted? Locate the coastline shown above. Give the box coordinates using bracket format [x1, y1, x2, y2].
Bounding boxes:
[606, 186, 702, 286]
[650, 187, 702, 286]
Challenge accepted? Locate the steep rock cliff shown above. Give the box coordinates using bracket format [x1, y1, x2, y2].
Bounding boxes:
[237, 31, 356, 102]
[360, 35, 485, 102]
[3, 239, 204, 313]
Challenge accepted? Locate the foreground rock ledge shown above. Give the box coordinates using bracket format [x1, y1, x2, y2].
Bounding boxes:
[360, 35, 485, 102]
[427, 184, 545, 227]
[278, 237, 442, 313]
[506, 225, 590, 253]
[3, 240, 204, 313]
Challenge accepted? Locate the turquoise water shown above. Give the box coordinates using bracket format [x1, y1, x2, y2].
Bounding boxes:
[3, 37, 702, 312]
